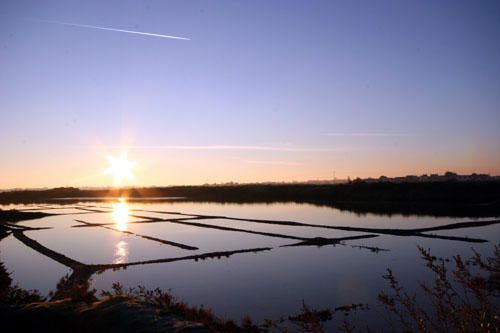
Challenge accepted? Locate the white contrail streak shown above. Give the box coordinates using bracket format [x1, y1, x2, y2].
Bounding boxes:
[41, 19, 190, 40]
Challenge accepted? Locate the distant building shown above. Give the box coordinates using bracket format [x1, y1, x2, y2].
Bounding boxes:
[351, 172, 499, 184]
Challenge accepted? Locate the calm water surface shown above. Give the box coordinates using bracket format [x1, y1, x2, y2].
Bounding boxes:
[1, 200, 498, 328]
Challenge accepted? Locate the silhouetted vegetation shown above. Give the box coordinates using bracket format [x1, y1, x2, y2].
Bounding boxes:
[376, 245, 500, 332]
[0, 262, 44, 306]
[0, 231, 44, 306]
[1, 181, 500, 217]
[102, 283, 255, 332]
[50, 274, 97, 304]
[261, 245, 500, 332]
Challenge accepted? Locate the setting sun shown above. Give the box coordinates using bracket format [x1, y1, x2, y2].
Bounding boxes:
[104, 152, 137, 186]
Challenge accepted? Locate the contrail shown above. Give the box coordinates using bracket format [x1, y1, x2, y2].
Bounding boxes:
[39, 19, 190, 41]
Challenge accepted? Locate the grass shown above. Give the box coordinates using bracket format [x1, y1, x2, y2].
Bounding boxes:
[0, 243, 44, 305]
[101, 283, 259, 332]
[375, 246, 500, 332]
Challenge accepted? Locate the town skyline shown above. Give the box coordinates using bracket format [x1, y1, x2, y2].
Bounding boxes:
[2, 171, 499, 192]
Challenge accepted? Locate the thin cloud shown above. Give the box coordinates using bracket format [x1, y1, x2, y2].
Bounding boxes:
[245, 160, 303, 166]
[38, 19, 190, 40]
[325, 133, 413, 137]
[114, 145, 349, 153]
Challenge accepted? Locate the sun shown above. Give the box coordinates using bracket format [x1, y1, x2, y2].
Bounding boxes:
[104, 152, 137, 186]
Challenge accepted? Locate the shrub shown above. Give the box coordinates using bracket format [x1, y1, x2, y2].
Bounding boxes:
[378, 245, 499, 332]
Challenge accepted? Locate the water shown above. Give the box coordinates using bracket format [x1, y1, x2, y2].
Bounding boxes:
[1, 200, 498, 328]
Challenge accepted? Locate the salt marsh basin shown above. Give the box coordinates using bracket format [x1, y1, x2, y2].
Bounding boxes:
[1, 199, 499, 327]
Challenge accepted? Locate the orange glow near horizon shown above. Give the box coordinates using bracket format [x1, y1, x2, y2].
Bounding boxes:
[112, 197, 129, 231]
[0, 144, 499, 189]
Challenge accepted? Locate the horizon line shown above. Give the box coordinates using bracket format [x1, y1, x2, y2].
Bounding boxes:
[1, 172, 498, 192]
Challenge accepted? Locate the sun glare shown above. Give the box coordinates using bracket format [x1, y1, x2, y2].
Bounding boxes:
[112, 197, 129, 231]
[104, 152, 136, 186]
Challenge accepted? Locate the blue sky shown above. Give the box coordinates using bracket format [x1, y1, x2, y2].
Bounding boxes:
[1, 1, 500, 187]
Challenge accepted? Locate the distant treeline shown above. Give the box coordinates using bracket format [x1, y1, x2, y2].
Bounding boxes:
[1, 181, 500, 217]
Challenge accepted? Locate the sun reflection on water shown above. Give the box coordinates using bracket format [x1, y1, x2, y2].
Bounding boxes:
[113, 240, 129, 264]
[112, 197, 129, 231]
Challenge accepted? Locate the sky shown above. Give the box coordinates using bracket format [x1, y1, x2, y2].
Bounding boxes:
[1, 0, 500, 188]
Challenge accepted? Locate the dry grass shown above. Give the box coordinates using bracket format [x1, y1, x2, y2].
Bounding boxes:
[101, 283, 260, 332]
[377, 245, 499, 333]
[0, 259, 44, 305]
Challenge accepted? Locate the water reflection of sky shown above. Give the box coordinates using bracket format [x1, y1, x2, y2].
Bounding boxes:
[0, 201, 498, 328]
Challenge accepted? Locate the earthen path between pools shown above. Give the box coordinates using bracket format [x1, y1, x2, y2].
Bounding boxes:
[3, 204, 500, 296]
[73, 206, 499, 244]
